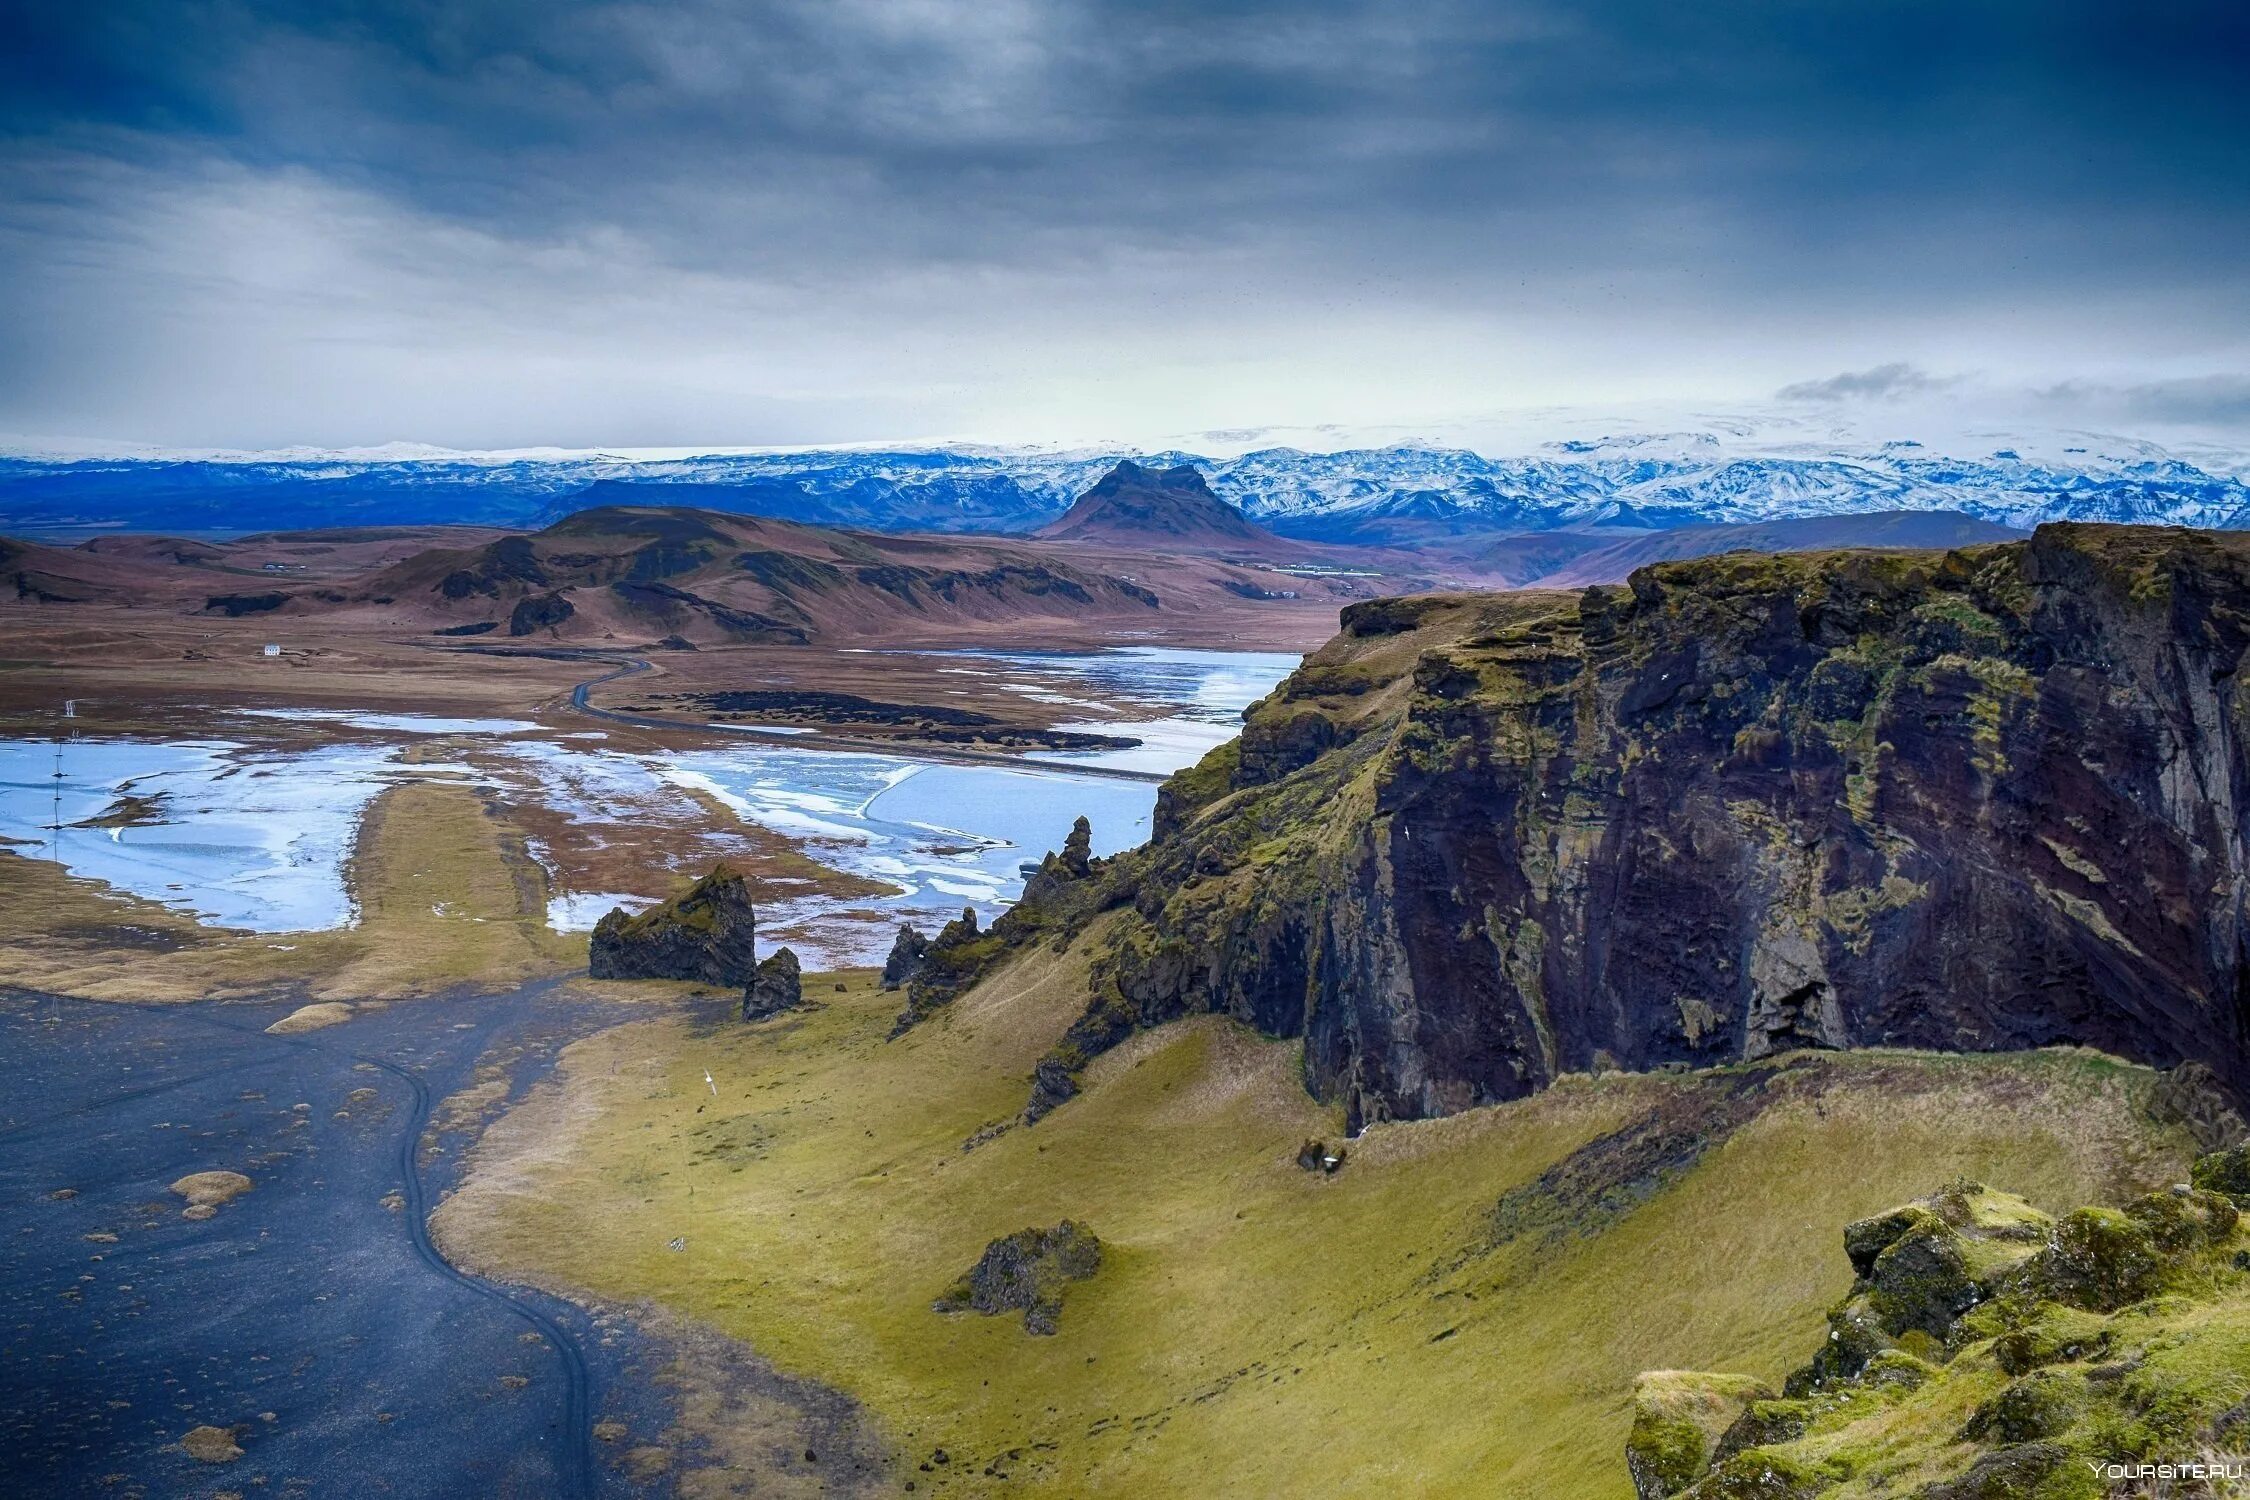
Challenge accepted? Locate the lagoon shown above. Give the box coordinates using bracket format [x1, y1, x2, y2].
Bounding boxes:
[0, 647, 1302, 959]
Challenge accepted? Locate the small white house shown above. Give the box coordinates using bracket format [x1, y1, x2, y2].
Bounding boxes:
[263, 644, 281, 658]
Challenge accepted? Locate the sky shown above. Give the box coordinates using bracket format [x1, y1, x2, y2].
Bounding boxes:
[1, 0, 2246, 453]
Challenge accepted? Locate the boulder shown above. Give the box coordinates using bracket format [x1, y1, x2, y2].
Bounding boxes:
[932, 1220, 1102, 1336]
[1961, 1371, 2086, 1444]
[589, 865, 758, 987]
[743, 947, 802, 1020]
[1789, 1182, 2051, 1393]
[1863, 1217, 1979, 1339]
[2191, 1143, 2250, 1206]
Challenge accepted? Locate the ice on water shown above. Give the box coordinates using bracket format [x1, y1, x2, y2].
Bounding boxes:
[0, 647, 1301, 956]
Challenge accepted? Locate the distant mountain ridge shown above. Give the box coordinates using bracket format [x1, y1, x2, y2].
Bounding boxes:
[1514, 510, 2024, 587]
[4, 434, 2249, 540]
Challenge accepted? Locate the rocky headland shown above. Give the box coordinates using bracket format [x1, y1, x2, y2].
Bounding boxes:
[944, 524, 2250, 1131]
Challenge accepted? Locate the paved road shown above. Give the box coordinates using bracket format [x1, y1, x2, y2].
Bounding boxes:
[561, 652, 1173, 784]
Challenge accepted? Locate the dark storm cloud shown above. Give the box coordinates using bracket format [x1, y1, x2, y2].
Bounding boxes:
[9, 0, 2247, 281]
[1, 0, 2246, 446]
[2039, 376, 2250, 427]
[1778, 365, 1957, 403]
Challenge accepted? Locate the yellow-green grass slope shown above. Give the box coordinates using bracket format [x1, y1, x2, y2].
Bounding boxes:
[1633, 1165, 2250, 1498]
[433, 934, 2204, 1498]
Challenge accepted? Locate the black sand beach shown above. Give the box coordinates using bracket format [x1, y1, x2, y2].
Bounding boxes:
[0, 984, 672, 1498]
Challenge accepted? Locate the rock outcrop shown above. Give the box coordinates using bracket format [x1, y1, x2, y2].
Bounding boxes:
[880, 923, 930, 990]
[888, 908, 1002, 1036]
[888, 819, 1109, 1041]
[743, 947, 802, 1020]
[1018, 815, 1096, 907]
[932, 1221, 1103, 1335]
[589, 865, 759, 987]
[1627, 1160, 2250, 1497]
[1625, 1372, 1776, 1500]
[1018, 525, 2250, 1128]
[508, 590, 574, 635]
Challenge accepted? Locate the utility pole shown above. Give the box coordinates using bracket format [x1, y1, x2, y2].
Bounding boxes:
[49, 735, 63, 861]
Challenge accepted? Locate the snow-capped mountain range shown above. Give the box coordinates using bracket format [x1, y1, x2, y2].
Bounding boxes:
[5, 429, 2249, 539]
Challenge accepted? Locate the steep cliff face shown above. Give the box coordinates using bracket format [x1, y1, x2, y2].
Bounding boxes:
[1035, 524, 2250, 1129]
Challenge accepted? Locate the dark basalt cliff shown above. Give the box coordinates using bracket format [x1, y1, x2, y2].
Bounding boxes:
[1017, 524, 2250, 1129]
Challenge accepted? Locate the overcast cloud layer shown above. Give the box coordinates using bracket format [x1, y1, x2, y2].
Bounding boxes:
[1, 0, 2246, 450]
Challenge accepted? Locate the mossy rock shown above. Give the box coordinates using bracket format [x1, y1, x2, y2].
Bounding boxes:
[2125, 1184, 2239, 1253]
[1680, 1447, 1833, 1499]
[1858, 1349, 1939, 1395]
[1714, 1399, 1816, 1465]
[2010, 1207, 2165, 1313]
[589, 864, 758, 986]
[1914, 1439, 2101, 1500]
[2190, 1144, 2250, 1206]
[2010, 1187, 2234, 1313]
[1787, 1295, 1896, 1395]
[1635, 1168, 2246, 1500]
[1928, 1180, 2053, 1241]
[1844, 1204, 1942, 1278]
[933, 1220, 1102, 1336]
[1962, 1371, 2086, 1444]
[1866, 1220, 1980, 1340]
[1990, 1301, 2112, 1375]
[1626, 1372, 1774, 1499]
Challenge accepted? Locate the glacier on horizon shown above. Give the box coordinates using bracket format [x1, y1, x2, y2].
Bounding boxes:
[4, 428, 2249, 538]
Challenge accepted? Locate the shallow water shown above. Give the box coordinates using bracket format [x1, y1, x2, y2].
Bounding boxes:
[0, 648, 1302, 960]
[233, 707, 544, 735]
[918, 645, 1302, 773]
[536, 744, 1157, 963]
[0, 739, 459, 930]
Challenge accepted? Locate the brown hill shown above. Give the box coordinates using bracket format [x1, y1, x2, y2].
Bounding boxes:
[348, 503, 1373, 646]
[0, 503, 1411, 649]
[1036, 461, 1274, 551]
[0, 535, 205, 605]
